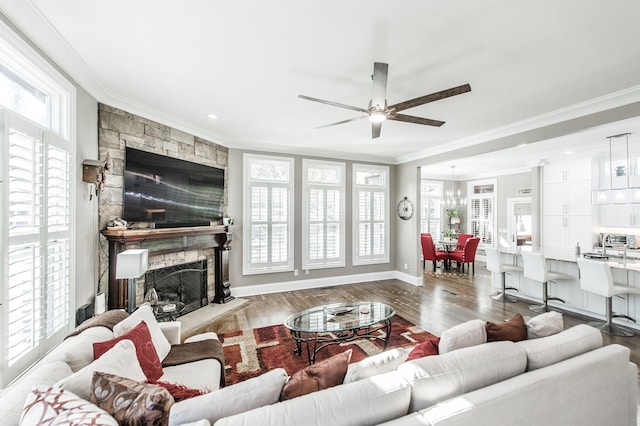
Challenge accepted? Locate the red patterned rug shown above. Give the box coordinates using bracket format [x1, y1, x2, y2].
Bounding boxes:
[220, 315, 436, 385]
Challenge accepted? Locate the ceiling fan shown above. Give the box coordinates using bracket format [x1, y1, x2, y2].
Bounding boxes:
[298, 62, 471, 139]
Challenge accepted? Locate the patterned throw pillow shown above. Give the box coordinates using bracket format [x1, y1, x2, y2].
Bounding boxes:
[280, 349, 352, 401]
[91, 372, 174, 426]
[20, 385, 118, 426]
[93, 320, 164, 382]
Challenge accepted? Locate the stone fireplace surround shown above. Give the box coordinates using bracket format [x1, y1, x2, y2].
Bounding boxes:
[97, 103, 228, 310]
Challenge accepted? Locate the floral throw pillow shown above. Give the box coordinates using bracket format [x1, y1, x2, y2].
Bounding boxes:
[90, 372, 174, 426]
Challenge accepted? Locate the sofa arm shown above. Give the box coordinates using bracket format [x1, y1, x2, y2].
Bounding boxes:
[159, 321, 182, 345]
[184, 332, 219, 344]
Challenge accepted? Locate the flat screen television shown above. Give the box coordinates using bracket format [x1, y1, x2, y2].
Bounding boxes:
[123, 147, 224, 225]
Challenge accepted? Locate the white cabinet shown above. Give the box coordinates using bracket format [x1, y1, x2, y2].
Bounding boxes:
[543, 158, 593, 250]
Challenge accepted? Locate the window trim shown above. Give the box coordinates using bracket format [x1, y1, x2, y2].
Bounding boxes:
[352, 163, 390, 266]
[302, 159, 346, 270]
[242, 153, 294, 275]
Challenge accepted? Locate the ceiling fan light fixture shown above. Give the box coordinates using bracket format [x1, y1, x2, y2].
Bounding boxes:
[369, 111, 387, 123]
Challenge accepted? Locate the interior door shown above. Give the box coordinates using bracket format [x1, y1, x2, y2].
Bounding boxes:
[507, 197, 532, 247]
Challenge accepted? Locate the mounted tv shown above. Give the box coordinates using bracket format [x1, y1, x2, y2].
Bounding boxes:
[123, 147, 224, 226]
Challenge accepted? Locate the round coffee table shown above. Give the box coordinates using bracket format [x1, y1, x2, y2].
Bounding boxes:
[284, 302, 395, 364]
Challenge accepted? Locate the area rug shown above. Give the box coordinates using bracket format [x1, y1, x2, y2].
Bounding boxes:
[220, 315, 436, 385]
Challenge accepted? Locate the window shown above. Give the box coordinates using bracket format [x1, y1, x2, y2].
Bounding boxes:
[420, 180, 443, 241]
[352, 164, 389, 265]
[0, 21, 75, 387]
[302, 160, 345, 270]
[243, 154, 294, 274]
[468, 179, 496, 245]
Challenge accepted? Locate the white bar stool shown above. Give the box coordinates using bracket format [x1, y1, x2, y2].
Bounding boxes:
[521, 251, 572, 313]
[576, 258, 640, 337]
[485, 247, 522, 303]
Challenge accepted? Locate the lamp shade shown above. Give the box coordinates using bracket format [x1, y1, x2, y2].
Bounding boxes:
[116, 249, 149, 279]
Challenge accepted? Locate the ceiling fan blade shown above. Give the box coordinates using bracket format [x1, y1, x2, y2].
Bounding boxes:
[388, 83, 471, 113]
[298, 94, 368, 113]
[316, 115, 367, 129]
[372, 122, 382, 138]
[389, 113, 445, 127]
[371, 62, 388, 109]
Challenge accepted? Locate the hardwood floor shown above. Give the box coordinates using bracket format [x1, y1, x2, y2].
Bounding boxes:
[207, 260, 640, 370]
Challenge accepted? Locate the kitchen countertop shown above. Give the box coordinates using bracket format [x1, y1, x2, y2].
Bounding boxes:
[497, 245, 640, 271]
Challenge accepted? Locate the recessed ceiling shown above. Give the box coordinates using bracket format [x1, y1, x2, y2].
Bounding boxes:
[2, 0, 640, 165]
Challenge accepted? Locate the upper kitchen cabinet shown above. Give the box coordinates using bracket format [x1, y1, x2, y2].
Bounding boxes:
[543, 158, 592, 185]
[597, 133, 639, 190]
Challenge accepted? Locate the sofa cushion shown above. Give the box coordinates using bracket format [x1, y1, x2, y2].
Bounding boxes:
[91, 372, 174, 426]
[407, 337, 441, 361]
[526, 311, 564, 339]
[159, 359, 223, 393]
[343, 347, 412, 384]
[55, 339, 146, 400]
[280, 349, 352, 401]
[169, 368, 288, 425]
[114, 304, 171, 360]
[94, 320, 164, 382]
[516, 324, 602, 371]
[20, 385, 117, 426]
[397, 340, 527, 412]
[58, 327, 115, 372]
[438, 319, 487, 354]
[485, 314, 527, 342]
[215, 371, 411, 426]
[0, 361, 73, 426]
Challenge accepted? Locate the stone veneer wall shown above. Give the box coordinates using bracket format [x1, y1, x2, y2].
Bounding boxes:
[97, 103, 228, 305]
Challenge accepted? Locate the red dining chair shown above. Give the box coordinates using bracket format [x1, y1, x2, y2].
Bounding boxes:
[456, 233, 473, 250]
[448, 237, 480, 274]
[421, 233, 448, 271]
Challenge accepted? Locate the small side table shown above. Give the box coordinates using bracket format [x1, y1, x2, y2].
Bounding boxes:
[153, 301, 185, 322]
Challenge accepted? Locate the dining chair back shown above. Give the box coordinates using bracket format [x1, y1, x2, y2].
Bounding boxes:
[448, 237, 480, 273]
[420, 233, 448, 271]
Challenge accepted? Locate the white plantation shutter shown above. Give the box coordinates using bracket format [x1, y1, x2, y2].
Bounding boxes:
[353, 164, 389, 265]
[302, 160, 345, 269]
[243, 154, 294, 274]
[469, 181, 495, 245]
[420, 181, 443, 241]
[3, 112, 72, 382]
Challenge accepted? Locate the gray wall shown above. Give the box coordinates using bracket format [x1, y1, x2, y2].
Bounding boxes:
[227, 148, 397, 288]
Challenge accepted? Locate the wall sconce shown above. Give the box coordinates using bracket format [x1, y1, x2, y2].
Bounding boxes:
[116, 249, 149, 313]
[82, 153, 110, 200]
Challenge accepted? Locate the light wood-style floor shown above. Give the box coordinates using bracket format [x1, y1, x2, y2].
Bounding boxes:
[208, 260, 640, 371]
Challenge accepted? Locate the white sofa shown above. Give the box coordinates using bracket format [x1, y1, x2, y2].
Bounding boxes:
[2, 312, 637, 426]
[0, 306, 224, 426]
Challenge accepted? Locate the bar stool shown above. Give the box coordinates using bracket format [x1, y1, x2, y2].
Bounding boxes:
[485, 247, 522, 303]
[576, 258, 640, 337]
[521, 251, 573, 313]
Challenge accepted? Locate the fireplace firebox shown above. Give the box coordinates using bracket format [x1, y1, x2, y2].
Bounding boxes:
[144, 260, 207, 316]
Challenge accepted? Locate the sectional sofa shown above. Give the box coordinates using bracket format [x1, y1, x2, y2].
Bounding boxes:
[1, 308, 636, 426]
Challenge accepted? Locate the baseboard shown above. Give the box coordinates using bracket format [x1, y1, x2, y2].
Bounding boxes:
[394, 271, 423, 286]
[232, 270, 406, 297]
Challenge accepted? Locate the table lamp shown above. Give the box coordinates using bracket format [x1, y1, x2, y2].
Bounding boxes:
[116, 249, 149, 313]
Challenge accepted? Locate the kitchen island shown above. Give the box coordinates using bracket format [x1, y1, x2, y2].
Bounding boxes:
[495, 246, 640, 331]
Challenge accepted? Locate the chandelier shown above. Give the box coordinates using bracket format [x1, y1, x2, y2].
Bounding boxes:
[445, 166, 466, 207]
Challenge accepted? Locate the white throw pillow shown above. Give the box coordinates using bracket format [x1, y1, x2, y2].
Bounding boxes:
[169, 368, 288, 425]
[113, 304, 171, 360]
[438, 319, 487, 354]
[20, 385, 118, 426]
[343, 347, 411, 384]
[54, 340, 146, 400]
[62, 327, 116, 372]
[526, 311, 564, 339]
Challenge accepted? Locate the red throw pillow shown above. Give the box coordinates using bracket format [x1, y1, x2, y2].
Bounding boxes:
[485, 313, 527, 342]
[280, 349, 352, 401]
[406, 337, 440, 361]
[94, 320, 164, 382]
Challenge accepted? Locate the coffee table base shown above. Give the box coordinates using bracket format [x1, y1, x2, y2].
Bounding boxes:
[289, 318, 392, 364]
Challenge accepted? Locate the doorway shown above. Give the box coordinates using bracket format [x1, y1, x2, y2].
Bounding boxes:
[507, 197, 532, 247]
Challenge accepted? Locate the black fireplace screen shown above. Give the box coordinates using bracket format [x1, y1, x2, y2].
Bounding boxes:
[144, 260, 207, 316]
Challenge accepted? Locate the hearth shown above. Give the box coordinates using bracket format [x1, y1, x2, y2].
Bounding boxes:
[144, 260, 207, 316]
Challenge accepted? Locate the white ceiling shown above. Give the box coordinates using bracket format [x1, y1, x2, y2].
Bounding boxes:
[2, 0, 640, 169]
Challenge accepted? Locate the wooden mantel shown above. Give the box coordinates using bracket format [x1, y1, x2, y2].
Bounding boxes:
[101, 225, 232, 310]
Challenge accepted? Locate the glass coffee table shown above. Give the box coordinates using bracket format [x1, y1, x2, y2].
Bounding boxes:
[284, 302, 395, 364]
